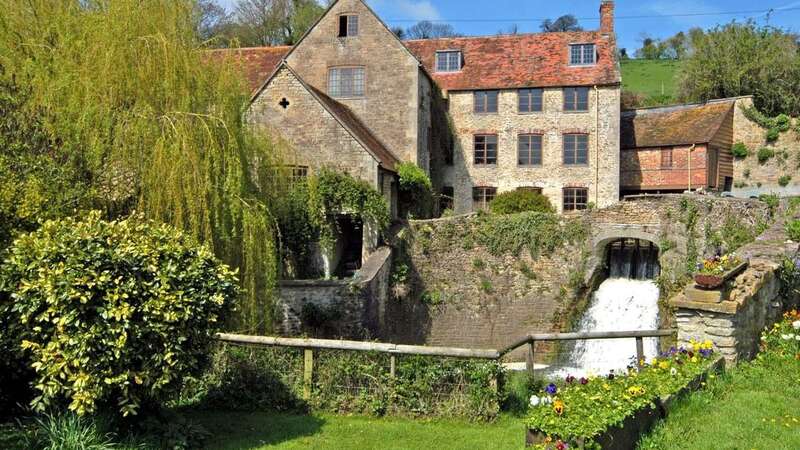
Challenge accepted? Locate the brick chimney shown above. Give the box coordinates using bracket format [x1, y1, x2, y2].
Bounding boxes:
[600, 0, 614, 35]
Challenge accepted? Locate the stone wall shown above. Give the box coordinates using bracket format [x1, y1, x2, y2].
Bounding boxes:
[248, 65, 381, 188]
[732, 97, 800, 196]
[381, 195, 773, 356]
[442, 85, 620, 214]
[671, 213, 800, 363]
[285, 0, 423, 165]
[277, 246, 392, 339]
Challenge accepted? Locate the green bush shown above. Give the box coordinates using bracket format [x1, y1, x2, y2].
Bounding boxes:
[774, 114, 792, 132]
[766, 128, 781, 142]
[786, 220, 800, 242]
[757, 147, 775, 164]
[0, 213, 238, 417]
[730, 142, 750, 158]
[488, 190, 554, 215]
[396, 162, 434, 219]
[779, 175, 792, 187]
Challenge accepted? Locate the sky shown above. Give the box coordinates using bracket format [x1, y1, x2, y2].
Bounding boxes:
[217, 0, 800, 52]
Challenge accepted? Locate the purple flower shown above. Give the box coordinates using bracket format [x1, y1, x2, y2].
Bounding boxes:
[545, 383, 558, 395]
[565, 375, 575, 384]
[607, 373, 615, 380]
[580, 377, 589, 385]
[699, 348, 713, 357]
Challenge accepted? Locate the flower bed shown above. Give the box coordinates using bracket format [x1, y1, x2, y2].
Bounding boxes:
[694, 253, 747, 289]
[761, 309, 800, 358]
[526, 341, 721, 449]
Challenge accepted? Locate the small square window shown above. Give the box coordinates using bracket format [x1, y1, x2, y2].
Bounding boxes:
[518, 134, 543, 166]
[564, 87, 589, 112]
[518, 89, 543, 113]
[474, 91, 499, 113]
[563, 187, 588, 211]
[472, 186, 497, 211]
[570, 43, 596, 65]
[436, 51, 462, 72]
[563, 134, 588, 165]
[338, 15, 359, 37]
[474, 134, 498, 165]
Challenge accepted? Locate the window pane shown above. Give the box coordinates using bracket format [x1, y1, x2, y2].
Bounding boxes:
[347, 15, 359, 36]
[531, 135, 542, 165]
[486, 91, 498, 112]
[570, 45, 581, 65]
[583, 44, 594, 64]
[474, 92, 484, 113]
[519, 90, 530, 112]
[329, 67, 364, 98]
[531, 89, 543, 111]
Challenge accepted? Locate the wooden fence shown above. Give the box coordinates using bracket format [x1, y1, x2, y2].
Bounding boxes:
[216, 329, 676, 400]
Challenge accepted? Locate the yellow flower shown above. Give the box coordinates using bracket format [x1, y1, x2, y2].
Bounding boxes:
[702, 340, 714, 350]
[627, 385, 646, 396]
[659, 361, 670, 370]
[553, 400, 565, 416]
[691, 356, 699, 363]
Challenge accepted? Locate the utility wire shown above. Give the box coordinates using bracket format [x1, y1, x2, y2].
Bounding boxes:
[384, 6, 800, 23]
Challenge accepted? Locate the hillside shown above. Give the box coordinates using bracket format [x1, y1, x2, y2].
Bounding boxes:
[620, 59, 683, 100]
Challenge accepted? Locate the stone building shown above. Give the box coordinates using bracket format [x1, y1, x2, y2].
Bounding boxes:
[218, 0, 622, 216]
[620, 98, 737, 195]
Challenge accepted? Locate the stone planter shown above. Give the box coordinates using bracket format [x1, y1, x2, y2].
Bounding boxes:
[694, 261, 748, 290]
[525, 357, 725, 449]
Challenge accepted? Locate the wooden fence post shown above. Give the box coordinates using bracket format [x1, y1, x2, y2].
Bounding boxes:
[303, 348, 314, 400]
[389, 354, 396, 378]
[635, 337, 645, 369]
[526, 340, 535, 379]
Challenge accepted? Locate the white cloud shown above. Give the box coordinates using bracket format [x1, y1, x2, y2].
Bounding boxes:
[775, 0, 800, 10]
[645, 0, 719, 26]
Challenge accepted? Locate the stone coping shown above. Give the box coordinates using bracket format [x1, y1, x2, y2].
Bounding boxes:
[278, 246, 392, 288]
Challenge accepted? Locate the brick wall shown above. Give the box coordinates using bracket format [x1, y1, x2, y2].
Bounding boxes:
[621, 144, 711, 191]
[442, 85, 620, 214]
[285, 0, 424, 165]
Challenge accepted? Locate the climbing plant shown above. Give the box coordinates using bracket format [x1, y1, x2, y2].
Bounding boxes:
[397, 162, 434, 219]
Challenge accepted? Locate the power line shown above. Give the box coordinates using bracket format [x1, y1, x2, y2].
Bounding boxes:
[384, 6, 800, 24]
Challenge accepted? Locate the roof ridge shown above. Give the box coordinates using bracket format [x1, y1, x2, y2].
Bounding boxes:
[403, 30, 601, 43]
[622, 98, 740, 116]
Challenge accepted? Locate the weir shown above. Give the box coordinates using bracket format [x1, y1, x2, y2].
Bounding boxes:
[554, 239, 662, 376]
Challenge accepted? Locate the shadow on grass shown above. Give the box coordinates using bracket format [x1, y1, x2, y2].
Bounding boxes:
[188, 411, 325, 450]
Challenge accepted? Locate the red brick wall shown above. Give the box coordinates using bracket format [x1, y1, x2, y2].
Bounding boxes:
[621, 144, 710, 191]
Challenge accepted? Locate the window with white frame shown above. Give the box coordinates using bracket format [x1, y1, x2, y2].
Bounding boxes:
[328, 67, 365, 98]
[569, 43, 596, 65]
[435, 51, 462, 72]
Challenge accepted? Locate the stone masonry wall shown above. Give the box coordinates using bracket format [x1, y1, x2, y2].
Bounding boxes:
[285, 0, 423, 165]
[442, 85, 620, 214]
[248, 65, 380, 188]
[732, 96, 800, 196]
[381, 195, 773, 356]
[671, 212, 800, 363]
[277, 246, 392, 339]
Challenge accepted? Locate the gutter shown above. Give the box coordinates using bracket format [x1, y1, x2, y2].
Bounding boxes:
[595, 85, 600, 205]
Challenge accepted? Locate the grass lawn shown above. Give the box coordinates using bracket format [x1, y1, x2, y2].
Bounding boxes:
[638, 354, 800, 450]
[189, 411, 527, 450]
[621, 59, 683, 99]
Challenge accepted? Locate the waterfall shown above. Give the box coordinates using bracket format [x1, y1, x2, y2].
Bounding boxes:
[547, 278, 660, 378]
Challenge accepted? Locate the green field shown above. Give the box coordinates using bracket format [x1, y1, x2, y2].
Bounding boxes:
[621, 59, 683, 99]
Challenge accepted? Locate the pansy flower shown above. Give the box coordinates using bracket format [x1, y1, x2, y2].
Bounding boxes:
[545, 383, 558, 395]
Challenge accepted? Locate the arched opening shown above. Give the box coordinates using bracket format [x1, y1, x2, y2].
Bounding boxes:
[605, 238, 660, 280]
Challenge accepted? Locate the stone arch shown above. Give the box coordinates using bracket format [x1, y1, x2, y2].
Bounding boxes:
[584, 225, 663, 283]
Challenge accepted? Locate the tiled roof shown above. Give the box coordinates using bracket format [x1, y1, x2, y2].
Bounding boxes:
[206, 46, 291, 94]
[305, 83, 400, 172]
[404, 32, 621, 91]
[620, 100, 736, 149]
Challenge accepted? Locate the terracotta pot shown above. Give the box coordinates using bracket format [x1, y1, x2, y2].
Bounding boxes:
[694, 261, 748, 290]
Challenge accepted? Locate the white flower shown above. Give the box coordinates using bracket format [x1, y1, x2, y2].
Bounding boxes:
[782, 334, 793, 340]
[793, 320, 800, 330]
[796, 335, 800, 341]
[670, 368, 678, 376]
[541, 396, 553, 405]
[529, 395, 541, 407]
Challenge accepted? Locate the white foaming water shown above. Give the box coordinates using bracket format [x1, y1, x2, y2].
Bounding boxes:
[548, 278, 660, 378]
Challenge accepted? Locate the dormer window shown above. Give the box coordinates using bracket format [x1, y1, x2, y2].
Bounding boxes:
[338, 15, 359, 37]
[569, 43, 596, 66]
[435, 50, 462, 72]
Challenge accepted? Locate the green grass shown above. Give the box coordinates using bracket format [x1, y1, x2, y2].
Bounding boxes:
[638, 354, 800, 449]
[188, 411, 526, 450]
[621, 59, 683, 99]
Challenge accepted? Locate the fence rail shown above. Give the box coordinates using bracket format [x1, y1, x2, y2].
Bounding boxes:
[215, 329, 677, 399]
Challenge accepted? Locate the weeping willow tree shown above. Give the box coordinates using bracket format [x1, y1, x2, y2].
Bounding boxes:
[0, 0, 287, 333]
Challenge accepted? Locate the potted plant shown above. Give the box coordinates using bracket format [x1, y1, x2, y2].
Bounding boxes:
[694, 253, 748, 289]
